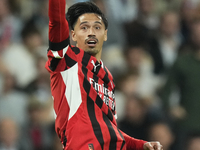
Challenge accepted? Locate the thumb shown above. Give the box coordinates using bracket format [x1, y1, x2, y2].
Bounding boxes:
[149, 143, 154, 150]
[143, 142, 155, 150]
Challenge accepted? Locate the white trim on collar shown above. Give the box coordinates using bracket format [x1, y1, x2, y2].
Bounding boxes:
[100, 60, 104, 68]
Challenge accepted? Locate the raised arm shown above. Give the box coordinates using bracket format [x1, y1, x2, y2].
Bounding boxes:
[46, 0, 71, 72]
[48, 0, 69, 44]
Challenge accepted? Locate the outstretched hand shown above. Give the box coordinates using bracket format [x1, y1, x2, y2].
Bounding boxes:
[143, 142, 163, 150]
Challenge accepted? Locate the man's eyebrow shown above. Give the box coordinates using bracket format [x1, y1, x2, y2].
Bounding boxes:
[79, 21, 88, 26]
[94, 21, 103, 25]
[79, 21, 103, 26]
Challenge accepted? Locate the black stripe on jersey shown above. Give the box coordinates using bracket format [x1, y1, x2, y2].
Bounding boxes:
[49, 57, 61, 71]
[71, 47, 80, 54]
[82, 67, 88, 82]
[92, 73, 103, 108]
[102, 112, 117, 150]
[64, 54, 77, 68]
[102, 67, 110, 84]
[117, 129, 125, 150]
[49, 37, 70, 51]
[82, 52, 91, 68]
[82, 63, 90, 94]
[107, 109, 113, 122]
[87, 96, 104, 150]
[83, 77, 91, 93]
[96, 96, 103, 109]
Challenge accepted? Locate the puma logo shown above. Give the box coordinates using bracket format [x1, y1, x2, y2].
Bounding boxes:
[91, 60, 100, 72]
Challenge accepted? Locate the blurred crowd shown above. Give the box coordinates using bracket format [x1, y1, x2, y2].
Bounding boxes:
[1, 0, 200, 150]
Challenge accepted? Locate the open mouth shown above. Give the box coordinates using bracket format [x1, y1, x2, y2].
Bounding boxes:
[86, 39, 98, 47]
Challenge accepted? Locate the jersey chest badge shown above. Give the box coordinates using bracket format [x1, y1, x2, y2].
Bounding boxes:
[88, 143, 94, 150]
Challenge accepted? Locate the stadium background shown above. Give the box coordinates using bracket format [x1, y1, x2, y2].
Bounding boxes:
[0, 0, 200, 150]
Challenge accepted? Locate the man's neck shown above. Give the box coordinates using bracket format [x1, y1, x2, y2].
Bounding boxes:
[95, 56, 101, 62]
[93, 50, 102, 62]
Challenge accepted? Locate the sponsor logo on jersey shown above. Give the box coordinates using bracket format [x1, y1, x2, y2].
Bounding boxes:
[89, 78, 115, 111]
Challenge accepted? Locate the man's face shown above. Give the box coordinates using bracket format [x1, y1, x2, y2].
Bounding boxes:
[71, 13, 107, 58]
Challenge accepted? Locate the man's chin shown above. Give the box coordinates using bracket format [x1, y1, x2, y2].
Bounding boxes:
[85, 48, 99, 56]
[85, 51, 97, 56]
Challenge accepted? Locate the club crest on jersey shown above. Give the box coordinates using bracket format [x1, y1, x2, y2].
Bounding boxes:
[88, 143, 94, 150]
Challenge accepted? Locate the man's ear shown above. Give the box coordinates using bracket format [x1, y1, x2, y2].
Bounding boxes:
[104, 29, 108, 41]
[71, 30, 77, 42]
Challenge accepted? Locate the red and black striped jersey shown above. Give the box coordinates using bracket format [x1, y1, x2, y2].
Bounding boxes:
[46, 0, 146, 149]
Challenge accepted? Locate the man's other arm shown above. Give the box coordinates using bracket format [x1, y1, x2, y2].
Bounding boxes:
[121, 131, 146, 150]
[121, 130, 163, 150]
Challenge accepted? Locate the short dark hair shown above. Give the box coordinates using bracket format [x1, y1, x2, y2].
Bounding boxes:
[66, 2, 108, 30]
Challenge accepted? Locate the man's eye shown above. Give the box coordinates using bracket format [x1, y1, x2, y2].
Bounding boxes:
[95, 26, 100, 30]
[82, 26, 87, 30]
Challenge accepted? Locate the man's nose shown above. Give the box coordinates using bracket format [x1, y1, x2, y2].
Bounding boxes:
[88, 27, 95, 35]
